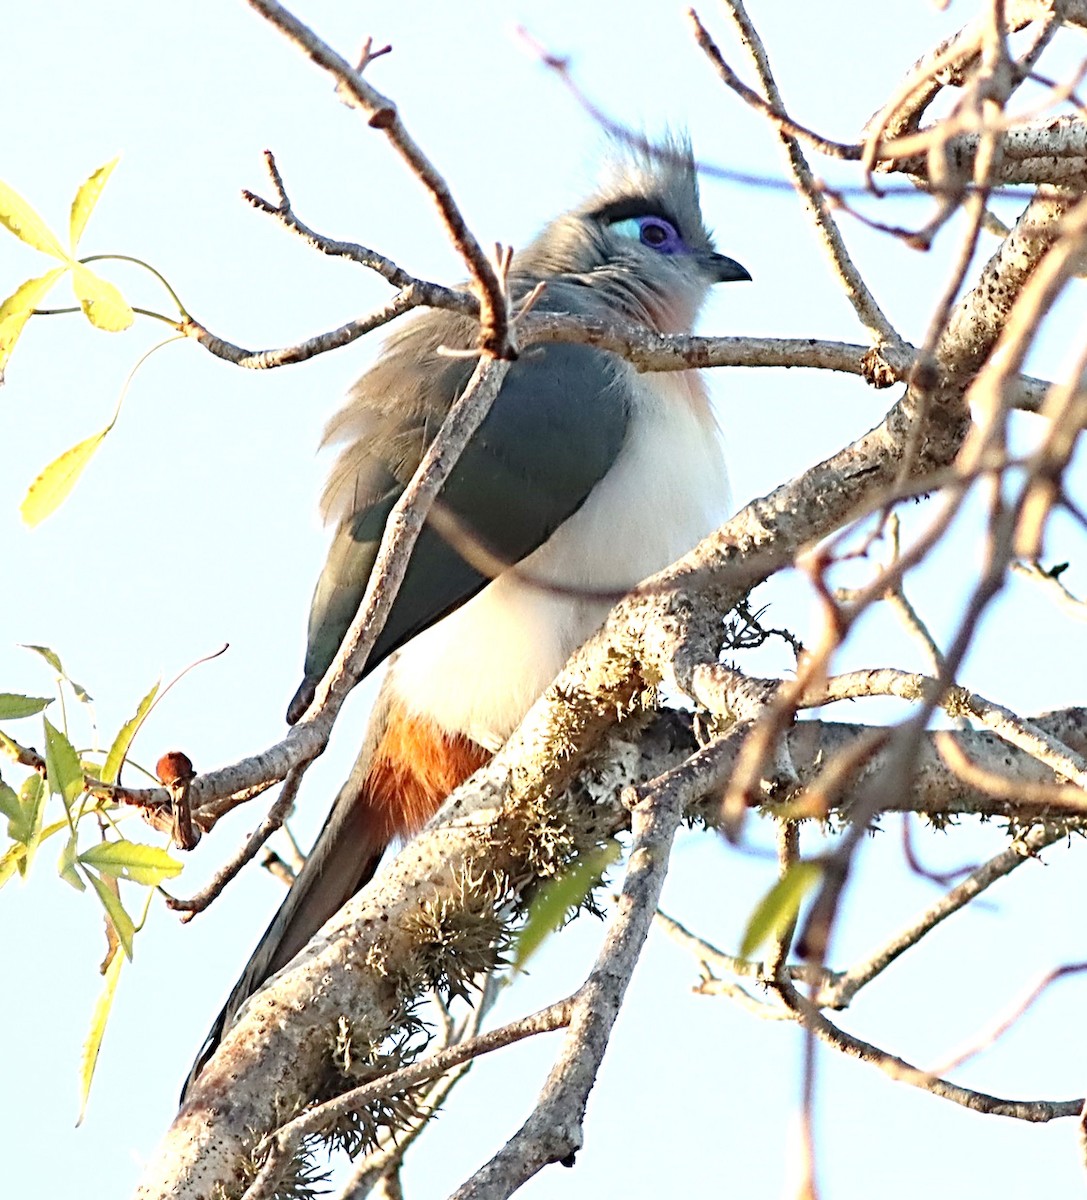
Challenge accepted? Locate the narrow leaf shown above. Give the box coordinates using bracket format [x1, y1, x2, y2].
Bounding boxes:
[77, 945, 124, 1124]
[20, 427, 109, 526]
[0, 693, 53, 719]
[739, 862, 823, 959]
[0, 843, 23, 889]
[78, 839, 181, 885]
[0, 178, 68, 259]
[101, 681, 159, 784]
[21, 644, 64, 674]
[16, 774, 46, 869]
[71, 264, 133, 332]
[513, 843, 620, 972]
[0, 268, 66, 324]
[86, 869, 135, 959]
[0, 267, 66, 373]
[19, 645, 93, 703]
[43, 717, 84, 811]
[57, 833, 86, 891]
[69, 158, 118, 250]
[1, 813, 67, 886]
[0, 780, 20, 825]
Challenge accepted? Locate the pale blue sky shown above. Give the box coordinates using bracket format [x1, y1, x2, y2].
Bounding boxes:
[2, 3, 1085, 1198]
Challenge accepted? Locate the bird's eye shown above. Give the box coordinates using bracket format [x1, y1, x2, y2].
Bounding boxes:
[609, 215, 685, 255]
[640, 219, 669, 247]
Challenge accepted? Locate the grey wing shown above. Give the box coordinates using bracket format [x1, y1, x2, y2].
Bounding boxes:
[286, 308, 630, 724]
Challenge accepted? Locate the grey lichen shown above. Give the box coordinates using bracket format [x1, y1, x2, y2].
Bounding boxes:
[401, 865, 511, 1001]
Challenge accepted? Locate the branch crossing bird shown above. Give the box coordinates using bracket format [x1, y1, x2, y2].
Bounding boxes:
[183, 139, 749, 1098]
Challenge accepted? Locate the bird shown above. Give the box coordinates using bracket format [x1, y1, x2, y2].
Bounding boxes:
[183, 139, 749, 1098]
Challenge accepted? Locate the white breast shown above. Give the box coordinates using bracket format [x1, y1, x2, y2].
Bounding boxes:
[390, 366, 730, 747]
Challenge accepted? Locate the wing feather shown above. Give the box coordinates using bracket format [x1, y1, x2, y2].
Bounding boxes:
[287, 298, 629, 724]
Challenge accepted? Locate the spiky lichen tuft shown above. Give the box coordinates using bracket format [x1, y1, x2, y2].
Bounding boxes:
[226, 1095, 330, 1200]
[362, 935, 393, 979]
[326, 1001, 428, 1085]
[320, 1082, 434, 1160]
[269, 1142, 333, 1200]
[400, 864, 511, 1001]
[503, 749, 630, 901]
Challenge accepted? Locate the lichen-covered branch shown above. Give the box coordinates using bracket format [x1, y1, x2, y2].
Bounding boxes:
[129, 3, 1087, 1197]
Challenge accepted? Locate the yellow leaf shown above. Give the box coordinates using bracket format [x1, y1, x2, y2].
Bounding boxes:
[71, 263, 133, 332]
[69, 157, 118, 251]
[0, 178, 68, 259]
[77, 945, 124, 1124]
[20, 427, 109, 526]
[0, 268, 66, 323]
[0, 268, 66, 373]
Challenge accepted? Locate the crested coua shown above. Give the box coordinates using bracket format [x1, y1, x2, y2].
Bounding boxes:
[184, 141, 749, 1096]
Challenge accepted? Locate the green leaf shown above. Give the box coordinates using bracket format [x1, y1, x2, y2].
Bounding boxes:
[0, 778, 20, 820]
[0, 267, 66, 374]
[0, 178, 68, 259]
[739, 861, 823, 959]
[0, 777, 28, 843]
[0, 843, 23, 889]
[57, 833, 86, 891]
[77, 943, 124, 1125]
[71, 263, 133, 332]
[78, 839, 181, 885]
[21, 644, 64, 675]
[0, 812, 68, 888]
[86, 869, 135, 959]
[18, 773, 46, 868]
[20, 427, 110, 526]
[0, 693, 53, 720]
[101, 681, 159, 785]
[513, 843, 621, 972]
[69, 158, 118, 250]
[43, 717, 84, 811]
[20, 646, 93, 703]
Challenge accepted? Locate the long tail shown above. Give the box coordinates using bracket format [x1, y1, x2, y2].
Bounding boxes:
[181, 681, 490, 1100]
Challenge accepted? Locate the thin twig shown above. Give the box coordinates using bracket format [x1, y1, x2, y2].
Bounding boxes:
[930, 961, 1087, 1075]
[696, 2, 903, 348]
[776, 974, 1082, 1122]
[246, 0, 510, 356]
[935, 734, 1087, 812]
[241, 999, 575, 1200]
[167, 767, 306, 917]
[447, 756, 689, 1197]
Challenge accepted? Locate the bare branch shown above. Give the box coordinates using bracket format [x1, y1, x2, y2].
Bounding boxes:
[166, 768, 306, 918]
[241, 1000, 575, 1200]
[245, 0, 511, 356]
[774, 975, 1083, 1122]
[818, 824, 1067, 1008]
[930, 961, 1087, 1075]
[685, 10, 861, 161]
[179, 293, 421, 368]
[447, 760, 688, 1197]
[699, 2, 903, 348]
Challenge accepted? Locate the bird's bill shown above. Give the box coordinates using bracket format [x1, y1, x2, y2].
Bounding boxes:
[705, 253, 751, 283]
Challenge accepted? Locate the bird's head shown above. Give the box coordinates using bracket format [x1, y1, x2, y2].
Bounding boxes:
[516, 136, 749, 332]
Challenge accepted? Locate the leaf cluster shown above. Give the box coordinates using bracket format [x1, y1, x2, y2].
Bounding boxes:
[1, 162, 187, 525]
[0, 644, 182, 1118]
